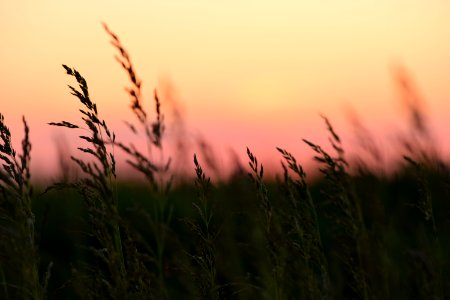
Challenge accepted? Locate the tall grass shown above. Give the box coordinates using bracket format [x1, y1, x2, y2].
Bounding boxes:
[0, 115, 47, 299]
[247, 147, 287, 299]
[1, 24, 449, 300]
[277, 146, 330, 299]
[103, 23, 173, 298]
[183, 154, 220, 299]
[48, 65, 128, 298]
[303, 116, 369, 299]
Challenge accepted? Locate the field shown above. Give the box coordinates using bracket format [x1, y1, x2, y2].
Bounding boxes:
[1, 26, 449, 300]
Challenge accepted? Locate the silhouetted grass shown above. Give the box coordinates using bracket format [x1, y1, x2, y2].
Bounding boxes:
[0, 115, 47, 300]
[1, 24, 450, 300]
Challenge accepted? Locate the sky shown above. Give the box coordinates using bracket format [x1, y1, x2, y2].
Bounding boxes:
[1, 1, 450, 180]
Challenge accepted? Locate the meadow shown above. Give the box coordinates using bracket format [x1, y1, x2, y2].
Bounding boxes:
[1, 25, 449, 300]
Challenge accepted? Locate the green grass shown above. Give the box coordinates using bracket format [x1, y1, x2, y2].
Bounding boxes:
[1, 24, 449, 299]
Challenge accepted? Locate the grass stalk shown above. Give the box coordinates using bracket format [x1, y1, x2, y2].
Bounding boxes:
[104, 23, 173, 298]
[0, 115, 42, 299]
[183, 154, 220, 299]
[303, 116, 368, 300]
[277, 147, 330, 299]
[49, 65, 126, 298]
[247, 147, 283, 300]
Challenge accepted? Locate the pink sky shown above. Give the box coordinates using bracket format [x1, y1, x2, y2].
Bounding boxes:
[2, 1, 450, 181]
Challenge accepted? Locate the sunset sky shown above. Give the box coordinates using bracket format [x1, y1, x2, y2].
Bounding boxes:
[2, 1, 450, 180]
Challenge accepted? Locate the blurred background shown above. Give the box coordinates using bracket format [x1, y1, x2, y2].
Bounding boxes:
[1, 0, 450, 180]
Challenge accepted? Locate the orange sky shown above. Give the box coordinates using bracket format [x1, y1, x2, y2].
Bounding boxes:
[1, 1, 450, 180]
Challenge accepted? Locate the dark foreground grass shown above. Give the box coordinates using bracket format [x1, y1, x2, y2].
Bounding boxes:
[1, 25, 450, 299]
[30, 164, 450, 300]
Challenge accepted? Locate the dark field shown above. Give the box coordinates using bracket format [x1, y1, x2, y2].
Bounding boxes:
[30, 168, 450, 300]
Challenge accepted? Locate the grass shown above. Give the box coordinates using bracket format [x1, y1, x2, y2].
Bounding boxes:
[0, 115, 45, 300]
[48, 64, 127, 298]
[183, 154, 220, 299]
[1, 24, 449, 299]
